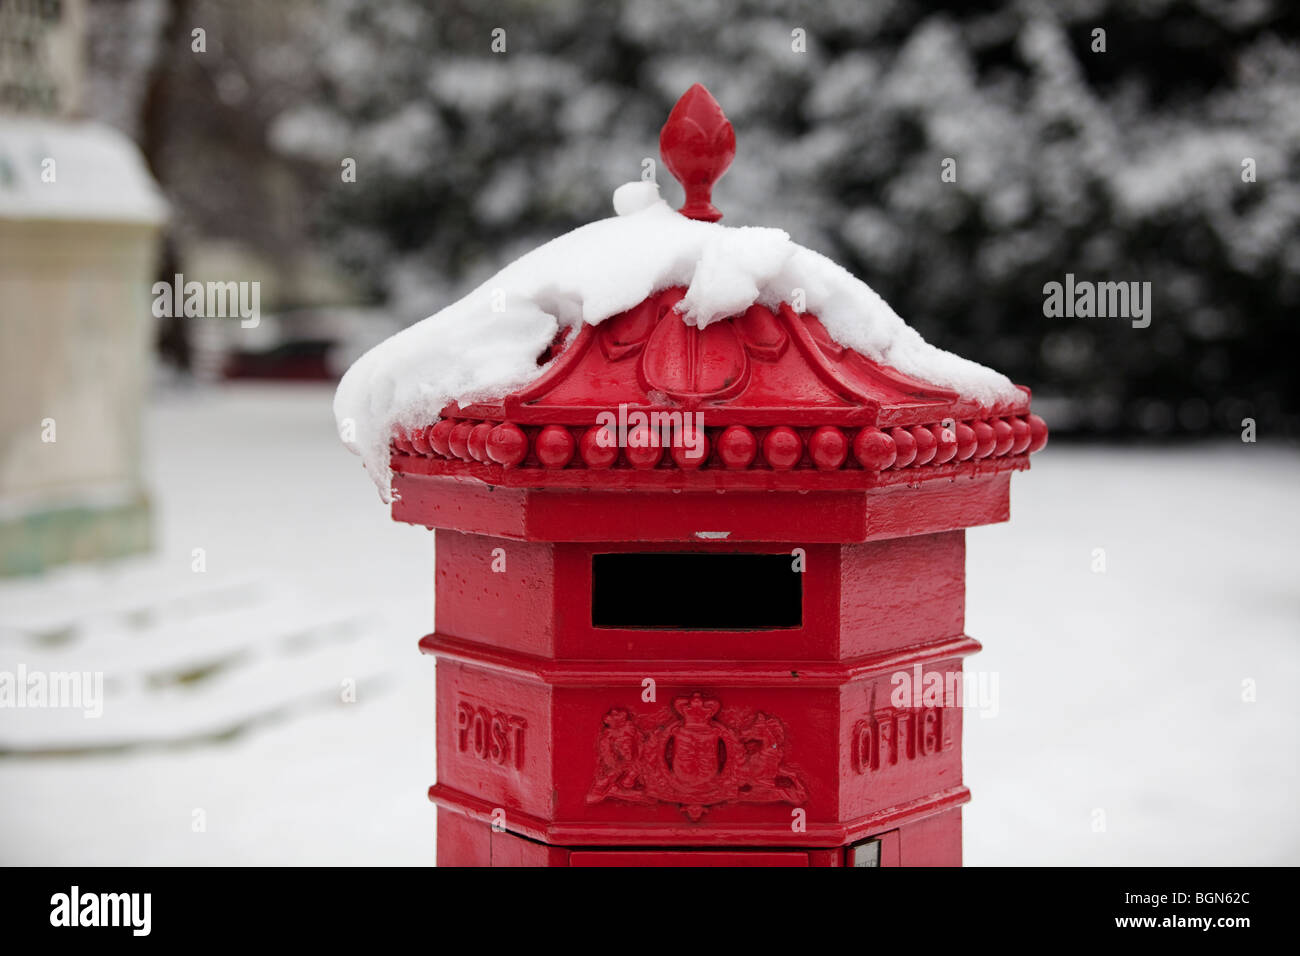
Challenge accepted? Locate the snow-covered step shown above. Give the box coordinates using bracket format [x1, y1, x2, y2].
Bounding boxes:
[1, 593, 367, 682]
[0, 561, 266, 643]
[0, 630, 390, 752]
[0, 545, 407, 753]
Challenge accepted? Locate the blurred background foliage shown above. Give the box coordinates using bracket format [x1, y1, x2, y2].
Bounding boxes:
[87, 0, 1300, 438]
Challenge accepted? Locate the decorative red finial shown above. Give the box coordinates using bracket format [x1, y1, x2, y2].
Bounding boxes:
[659, 83, 736, 223]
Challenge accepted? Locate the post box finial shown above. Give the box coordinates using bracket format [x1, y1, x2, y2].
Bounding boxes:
[659, 83, 735, 223]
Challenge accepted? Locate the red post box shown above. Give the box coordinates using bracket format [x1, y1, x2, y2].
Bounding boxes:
[340, 85, 1046, 866]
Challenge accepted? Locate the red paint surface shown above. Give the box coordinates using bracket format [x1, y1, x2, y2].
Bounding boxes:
[373, 85, 1044, 866]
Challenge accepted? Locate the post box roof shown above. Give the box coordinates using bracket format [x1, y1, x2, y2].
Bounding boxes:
[336, 85, 1045, 501]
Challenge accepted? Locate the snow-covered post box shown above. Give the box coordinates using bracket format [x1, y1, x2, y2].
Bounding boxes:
[336, 85, 1046, 866]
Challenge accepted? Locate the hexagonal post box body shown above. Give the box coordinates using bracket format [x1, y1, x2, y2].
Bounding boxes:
[386, 284, 1044, 867]
[341, 85, 1046, 866]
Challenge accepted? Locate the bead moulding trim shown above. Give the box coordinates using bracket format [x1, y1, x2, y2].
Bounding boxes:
[390, 414, 1048, 474]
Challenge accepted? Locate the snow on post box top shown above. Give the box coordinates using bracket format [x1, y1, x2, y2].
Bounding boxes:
[335, 84, 1046, 501]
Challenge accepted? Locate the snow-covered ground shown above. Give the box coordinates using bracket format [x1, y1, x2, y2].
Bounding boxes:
[964, 438, 1299, 866]
[1, 384, 1296, 865]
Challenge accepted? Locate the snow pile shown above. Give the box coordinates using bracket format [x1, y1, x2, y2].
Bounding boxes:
[334, 182, 1021, 498]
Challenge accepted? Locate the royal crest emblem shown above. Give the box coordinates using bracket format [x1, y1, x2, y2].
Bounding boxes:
[587, 693, 808, 821]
